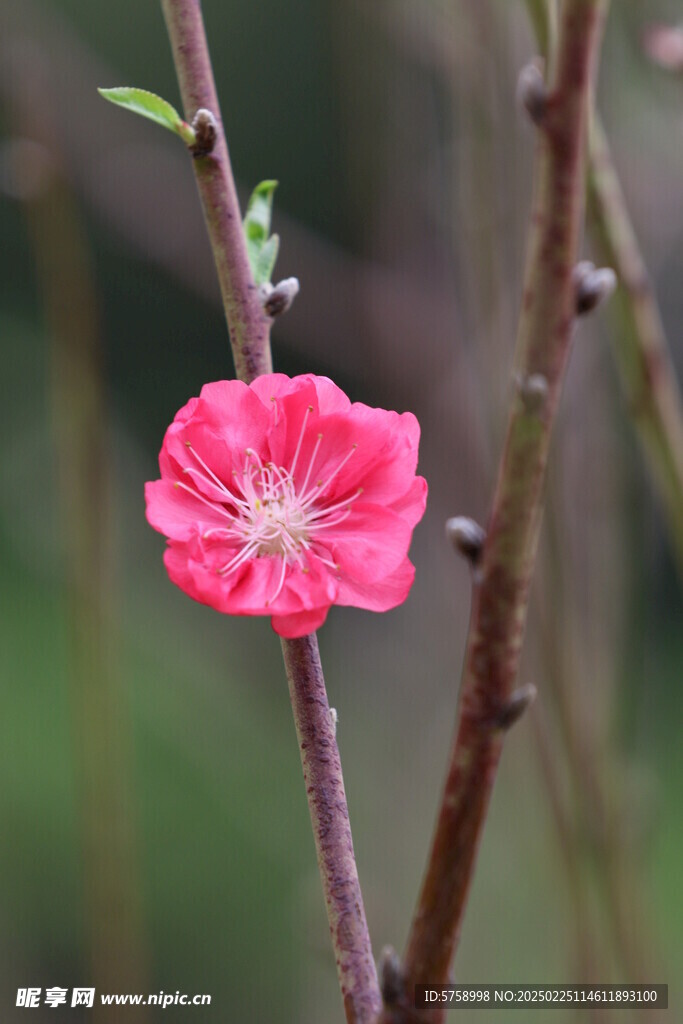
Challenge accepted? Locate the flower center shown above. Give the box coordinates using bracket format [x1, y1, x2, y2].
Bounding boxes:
[174, 404, 362, 604]
[239, 455, 312, 558]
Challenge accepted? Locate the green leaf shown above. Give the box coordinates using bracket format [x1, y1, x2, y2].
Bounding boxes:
[98, 87, 195, 145]
[254, 234, 280, 287]
[243, 181, 280, 285]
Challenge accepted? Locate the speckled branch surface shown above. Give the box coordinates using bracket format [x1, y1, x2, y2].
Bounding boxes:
[379, 3, 607, 1021]
[282, 636, 382, 1023]
[161, 3, 381, 1021]
[161, 0, 271, 382]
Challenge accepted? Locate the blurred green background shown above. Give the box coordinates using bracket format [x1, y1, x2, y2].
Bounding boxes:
[0, 0, 681, 1020]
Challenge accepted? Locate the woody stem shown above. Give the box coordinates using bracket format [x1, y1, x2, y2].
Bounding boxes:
[281, 636, 382, 1023]
[378, 3, 608, 1020]
[161, 3, 381, 1021]
[161, 0, 271, 382]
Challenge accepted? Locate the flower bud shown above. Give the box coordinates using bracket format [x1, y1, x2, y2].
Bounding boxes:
[496, 683, 537, 730]
[517, 61, 548, 125]
[519, 373, 548, 414]
[262, 277, 300, 317]
[573, 261, 617, 315]
[446, 516, 486, 566]
[378, 946, 403, 1006]
[190, 108, 217, 157]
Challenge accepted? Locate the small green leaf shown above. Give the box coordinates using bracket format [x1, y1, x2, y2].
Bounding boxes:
[254, 234, 280, 287]
[244, 180, 278, 243]
[98, 87, 195, 145]
[243, 180, 279, 285]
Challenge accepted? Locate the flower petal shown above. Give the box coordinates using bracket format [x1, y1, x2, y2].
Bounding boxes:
[323, 502, 412, 583]
[310, 376, 353, 415]
[183, 542, 337, 618]
[270, 606, 330, 638]
[335, 559, 416, 611]
[145, 479, 230, 540]
[163, 541, 204, 601]
[196, 379, 274, 454]
[279, 406, 422, 508]
[390, 475, 428, 528]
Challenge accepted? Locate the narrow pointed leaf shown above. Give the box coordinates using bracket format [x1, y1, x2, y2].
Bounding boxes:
[254, 234, 280, 287]
[98, 87, 195, 145]
[243, 180, 279, 285]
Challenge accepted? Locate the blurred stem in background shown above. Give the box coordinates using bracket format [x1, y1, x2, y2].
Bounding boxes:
[528, 702, 611, 1024]
[587, 116, 683, 579]
[537, 498, 661, 1023]
[159, 2, 381, 1020]
[3, 52, 149, 1019]
[525, 0, 683, 581]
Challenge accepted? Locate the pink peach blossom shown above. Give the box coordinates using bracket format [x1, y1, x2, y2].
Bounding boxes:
[145, 374, 427, 638]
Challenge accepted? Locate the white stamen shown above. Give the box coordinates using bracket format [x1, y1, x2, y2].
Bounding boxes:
[174, 480, 235, 521]
[266, 556, 288, 606]
[306, 488, 363, 521]
[174, 431, 364, 600]
[301, 444, 358, 506]
[289, 404, 313, 477]
[185, 443, 234, 501]
[298, 432, 323, 498]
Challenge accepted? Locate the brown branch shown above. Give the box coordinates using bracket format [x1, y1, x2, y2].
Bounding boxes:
[378, 3, 608, 1020]
[161, 0, 272, 383]
[281, 637, 382, 1023]
[523, 2, 671, 1010]
[160, 4, 381, 1020]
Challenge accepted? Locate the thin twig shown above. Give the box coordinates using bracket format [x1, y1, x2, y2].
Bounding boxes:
[526, 0, 683, 578]
[281, 636, 382, 1023]
[524, 0, 559, 70]
[379, 3, 607, 1020]
[587, 116, 683, 577]
[528, 708, 610, 1024]
[525, 0, 676, 997]
[536, 512, 661, 1011]
[160, 3, 381, 1020]
[161, 0, 271, 383]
